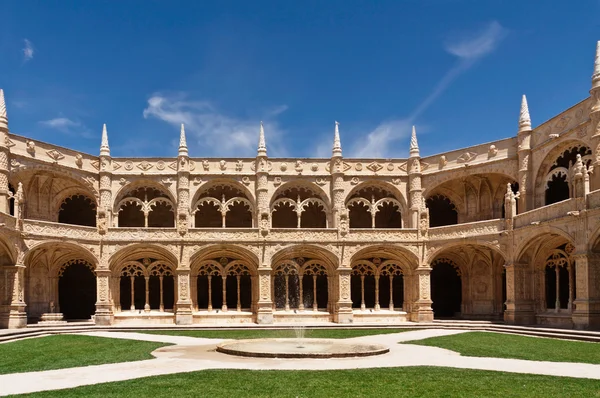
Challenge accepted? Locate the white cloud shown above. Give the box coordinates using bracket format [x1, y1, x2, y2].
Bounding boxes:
[40, 117, 79, 130]
[444, 21, 507, 61]
[345, 21, 507, 158]
[22, 39, 34, 62]
[143, 93, 288, 157]
[349, 120, 412, 158]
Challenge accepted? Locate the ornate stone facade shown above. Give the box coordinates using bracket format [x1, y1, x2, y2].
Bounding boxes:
[1, 43, 600, 329]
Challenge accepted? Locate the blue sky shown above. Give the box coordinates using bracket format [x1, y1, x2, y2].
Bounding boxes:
[1, 1, 599, 158]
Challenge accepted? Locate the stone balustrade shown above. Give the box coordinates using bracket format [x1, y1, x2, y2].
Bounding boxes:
[428, 219, 505, 241]
[513, 198, 577, 229]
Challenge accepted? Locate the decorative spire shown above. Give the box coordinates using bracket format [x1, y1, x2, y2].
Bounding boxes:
[100, 123, 110, 157]
[409, 125, 419, 156]
[0, 89, 7, 130]
[332, 121, 342, 157]
[178, 123, 188, 156]
[257, 121, 267, 157]
[593, 41, 600, 86]
[519, 95, 531, 132]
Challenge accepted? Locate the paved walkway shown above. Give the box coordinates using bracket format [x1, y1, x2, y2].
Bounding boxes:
[1, 329, 600, 396]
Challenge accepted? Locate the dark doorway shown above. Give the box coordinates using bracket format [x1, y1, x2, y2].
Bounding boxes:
[431, 261, 462, 318]
[58, 262, 96, 320]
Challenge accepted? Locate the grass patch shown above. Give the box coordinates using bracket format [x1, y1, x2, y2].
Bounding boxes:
[140, 328, 414, 339]
[0, 335, 168, 374]
[407, 331, 600, 364]
[20, 367, 600, 397]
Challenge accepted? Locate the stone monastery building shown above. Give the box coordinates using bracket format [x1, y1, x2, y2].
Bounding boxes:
[1, 43, 600, 330]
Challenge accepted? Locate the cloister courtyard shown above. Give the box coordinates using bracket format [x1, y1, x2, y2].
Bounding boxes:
[1, 326, 600, 397]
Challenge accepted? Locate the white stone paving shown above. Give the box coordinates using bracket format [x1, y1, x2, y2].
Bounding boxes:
[1, 329, 600, 396]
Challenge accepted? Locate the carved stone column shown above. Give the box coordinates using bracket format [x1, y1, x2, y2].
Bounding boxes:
[94, 269, 113, 325]
[177, 124, 190, 236]
[589, 42, 600, 191]
[408, 126, 423, 228]
[2, 264, 27, 328]
[334, 266, 353, 323]
[175, 269, 193, 325]
[517, 96, 532, 212]
[0, 89, 10, 214]
[504, 262, 536, 325]
[98, 124, 112, 233]
[572, 253, 600, 329]
[255, 122, 270, 237]
[412, 267, 433, 322]
[256, 265, 273, 324]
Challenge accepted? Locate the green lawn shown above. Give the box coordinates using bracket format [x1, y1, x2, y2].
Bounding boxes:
[19, 367, 600, 397]
[407, 331, 600, 364]
[0, 335, 168, 375]
[140, 328, 414, 339]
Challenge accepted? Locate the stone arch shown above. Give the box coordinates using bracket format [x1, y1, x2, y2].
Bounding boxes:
[11, 169, 98, 222]
[429, 243, 506, 320]
[24, 242, 99, 321]
[114, 183, 176, 228]
[270, 181, 331, 229]
[192, 180, 255, 228]
[345, 181, 406, 229]
[349, 245, 417, 314]
[514, 227, 576, 263]
[190, 245, 259, 314]
[57, 192, 97, 227]
[533, 140, 592, 207]
[109, 244, 178, 271]
[271, 245, 337, 313]
[425, 174, 516, 224]
[191, 179, 256, 208]
[515, 232, 576, 318]
[426, 194, 458, 227]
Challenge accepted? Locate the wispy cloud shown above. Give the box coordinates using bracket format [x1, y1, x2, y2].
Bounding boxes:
[39, 117, 94, 139]
[40, 117, 79, 130]
[143, 92, 288, 157]
[22, 39, 34, 62]
[411, 21, 506, 120]
[348, 21, 506, 158]
[350, 120, 412, 158]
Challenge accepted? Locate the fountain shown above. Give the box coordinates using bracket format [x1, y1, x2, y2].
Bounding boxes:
[216, 325, 389, 359]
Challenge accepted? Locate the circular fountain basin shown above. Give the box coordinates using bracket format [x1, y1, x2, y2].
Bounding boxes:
[216, 338, 389, 359]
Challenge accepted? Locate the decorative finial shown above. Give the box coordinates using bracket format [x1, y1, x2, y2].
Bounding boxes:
[257, 121, 267, 157]
[178, 123, 188, 156]
[100, 123, 110, 157]
[593, 41, 600, 84]
[519, 95, 531, 132]
[0, 89, 7, 130]
[332, 121, 342, 157]
[409, 125, 419, 156]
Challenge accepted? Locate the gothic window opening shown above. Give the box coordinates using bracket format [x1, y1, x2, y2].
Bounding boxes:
[430, 259, 462, 317]
[194, 258, 253, 312]
[350, 259, 404, 311]
[346, 186, 403, 229]
[119, 260, 175, 312]
[426, 195, 458, 227]
[271, 187, 328, 229]
[117, 187, 175, 228]
[272, 259, 329, 311]
[544, 247, 575, 311]
[58, 194, 97, 227]
[58, 260, 96, 320]
[545, 146, 592, 205]
[193, 185, 253, 228]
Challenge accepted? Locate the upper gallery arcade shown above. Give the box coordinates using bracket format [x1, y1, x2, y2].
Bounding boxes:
[1, 42, 600, 330]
